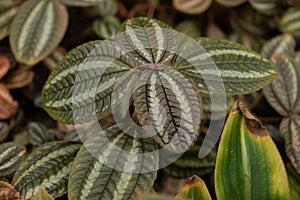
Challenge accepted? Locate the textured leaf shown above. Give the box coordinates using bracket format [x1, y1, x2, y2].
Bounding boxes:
[176, 176, 212, 200]
[10, 0, 68, 65]
[280, 116, 300, 174]
[27, 122, 53, 146]
[162, 134, 216, 179]
[57, 0, 103, 7]
[215, 100, 290, 199]
[175, 20, 201, 38]
[42, 40, 136, 124]
[172, 0, 212, 15]
[134, 68, 201, 153]
[68, 124, 158, 200]
[261, 34, 295, 59]
[215, 0, 247, 7]
[32, 188, 54, 200]
[0, 142, 26, 177]
[93, 16, 121, 39]
[286, 163, 300, 199]
[12, 141, 80, 199]
[85, 0, 118, 17]
[178, 37, 277, 94]
[0, 6, 19, 41]
[280, 8, 300, 38]
[263, 54, 300, 116]
[0, 181, 20, 200]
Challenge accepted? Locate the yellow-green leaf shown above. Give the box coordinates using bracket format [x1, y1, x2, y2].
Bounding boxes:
[176, 175, 212, 200]
[286, 163, 300, 199]
[215, 100, 290, 200]
[10, 0, 68, 65]
[32, 188, 54, 200]
[57, 0, 103, 7]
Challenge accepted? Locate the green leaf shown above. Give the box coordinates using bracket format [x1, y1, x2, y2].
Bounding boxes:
[0, 181, 20, 200]
[280, 116, 300, 174]
[178, 37, 277, 94]
[215, 100, 291, 200]
[32, 188, 55, 200]
[133, 68, 201, 153]
[0, 5, 20, 41]
[57, 0, 104, 7]
[27, 122, 53, 145]
[261, 34, 295, 59]
[42, 40, 136, 124]
[0, 142, 26, 177]
[263, 54, 300, 116]
[286, 163, 300, 200]
[176, 175, 212, 200]
[172, 0, 213, 15]
[10, 0, 68, 65]
[248, 0, 278, 15]
[0, 0, 23, 10]
[280, 8, 300, 38]
[68, 124, 158, 200]
[215, 0, 246, 7]
[93, 16, 121, 39]
[12, 141, 80, 199]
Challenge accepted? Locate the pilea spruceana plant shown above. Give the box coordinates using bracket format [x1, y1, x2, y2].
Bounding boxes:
[40, 17, 278, 199]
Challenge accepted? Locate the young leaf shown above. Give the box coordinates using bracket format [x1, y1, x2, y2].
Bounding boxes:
[178, 37, 277, 94]
[27, 122, 53, 146]
[280, 116, 300, 174]
[12, 141, 80, 199]
[172, 0, 212, 15]
[176, 175, 212, 200]
[133, 68, 201, 153]
[57, 0, 104, 7]
[215, 0, 247, 7]
[68, 124, 158, 200]
[32, 188, 54, 200]
[10, 0, 68, 65]
[0, 6, 20, 41]
[215, 100, 291, 200]
[280, 8, 300, 38]
[263, 54, 300, 116]
[260, 34, 295, 59]
[0, 181, 20, 200]
[0, 142, 26, 177]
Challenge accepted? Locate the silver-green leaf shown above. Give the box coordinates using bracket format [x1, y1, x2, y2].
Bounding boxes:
[68, 124, 158, 200]
[10, 0, 68, 65]
[12, 141, 80, 199]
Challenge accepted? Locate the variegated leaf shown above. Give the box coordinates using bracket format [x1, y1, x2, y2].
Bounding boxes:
[12, 141, 80, 199]
[133, 68, 201, 153]
[286, 163, 300, 199]
[172, 0, 212, 15]
[261, 34, 295, 59]
[248, 0, 278, 15]
[0, 6, 20, 41]
[27, 122, 53, 146]
[178, 37, 277, 94]
[85, 0, 118, 17]
[280, 116, 300, 174]
[162, 134, 216, 178]
[57, 0, 103, 7]
[263, 54, 300, 116]
[93, 16, 121, 39]
[68, 124, 158, 200]
[215, 0, 247, 7]
[0, 122, 9, 142]
[42, 41, 137, 124]
[280, 8, 300, 38]
[0, 142, 26, 177]
[0, 181, 20, 200]
[0, 0, 23, 11]
[10, 0, 68, 65]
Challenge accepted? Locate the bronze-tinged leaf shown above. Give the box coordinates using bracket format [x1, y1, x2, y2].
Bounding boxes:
[280, 116, 300, 174]
[4, 68, 34, 89]
[172, 0, 212, 15]
[0, 56, 10, 80]
[0, 84, 18, 120]
[0, 181, 20, 200]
